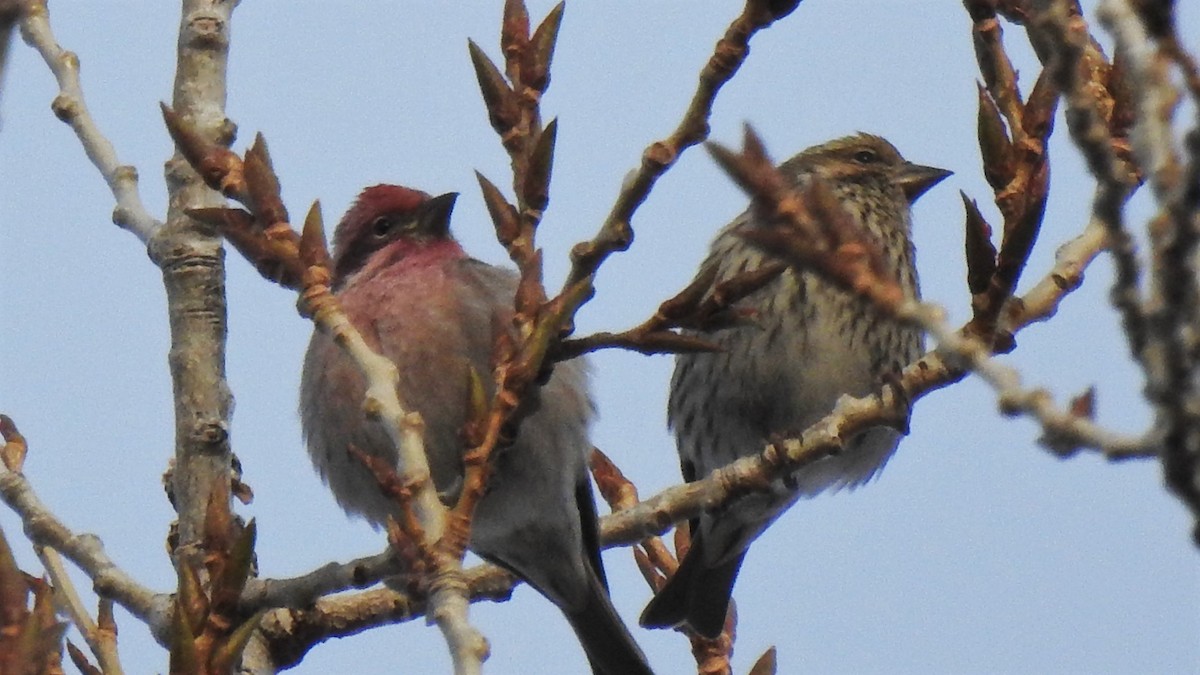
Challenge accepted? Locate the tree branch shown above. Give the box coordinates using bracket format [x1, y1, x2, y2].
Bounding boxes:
[150, 0, 239, 575]
[0, 468, 170, 639]
[37, 546, 124, 674]
[257, 564, 516, 670]
[1097, 0, 1200, 537]
[16, 0, 162, 241]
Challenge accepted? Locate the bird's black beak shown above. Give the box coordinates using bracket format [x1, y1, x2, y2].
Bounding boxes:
[895, 163, 952, 203]
[420, 192, 459, 237]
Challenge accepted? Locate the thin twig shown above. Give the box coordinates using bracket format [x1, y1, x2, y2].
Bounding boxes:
[17, 0, 162, 241]
[37, 546, 124, 675]
[565, 0, 798, 292]
[0, 469, 170, 637]
[590, 448, 736, 674]
[557, 262, 786, 360]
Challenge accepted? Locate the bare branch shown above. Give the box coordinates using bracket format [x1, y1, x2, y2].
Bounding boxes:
[590, 448, 736, 674]
[239, 551, 398, 611]
[257, 565, 516, 670]
[150, 0, 242, 579]
[17, 0, 162, 241]
[0, 468, 169, 638]
[557, 262, 786, 360]
[1029, 2, 1148, 362]
[961, 5, 1059, 346]
[1097, 0, 1200, 534]
[565, 0, 798, 292]
[37, 546, 124, 675]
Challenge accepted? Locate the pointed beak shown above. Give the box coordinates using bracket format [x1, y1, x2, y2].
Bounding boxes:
[420, 192, 459, 237]
[895, 163, 952, 203]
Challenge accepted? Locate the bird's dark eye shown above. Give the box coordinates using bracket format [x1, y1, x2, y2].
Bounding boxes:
[853, 149, 879, 164]
[370, 216, 391, 238]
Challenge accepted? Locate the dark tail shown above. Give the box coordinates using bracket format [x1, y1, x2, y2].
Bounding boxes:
[567, 571, 655, 675]
[639, 534, 745, 639]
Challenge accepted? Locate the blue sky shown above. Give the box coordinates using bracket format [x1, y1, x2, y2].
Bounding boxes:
[1, 2, 1197, 674]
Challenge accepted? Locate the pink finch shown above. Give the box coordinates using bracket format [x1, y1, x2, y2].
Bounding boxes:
[640, 134, 950, 638]
[300, 185, 652, 675]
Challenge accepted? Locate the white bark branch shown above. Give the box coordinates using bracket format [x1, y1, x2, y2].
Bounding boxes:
[17, 0, 162, 242]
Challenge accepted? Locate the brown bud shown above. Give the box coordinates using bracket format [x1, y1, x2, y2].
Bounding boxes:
[1021, 68, 1059, 142]
[476, 171, 521, 248]
[961, 192, 998, 296]
[527, 2, 565, 93]
[468, 39, 521, 136]
[501, 0, 531, 82]
[242, 135, 287, 225]
[523, 118, 558, 212]
[299, 200, 331, 272]
[977, 82, 1014, 192]
[1069, 386, 1097, 419]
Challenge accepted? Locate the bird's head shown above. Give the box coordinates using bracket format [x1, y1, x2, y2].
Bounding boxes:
[331, 185, 460, 286]
[782, 133, 951, 203]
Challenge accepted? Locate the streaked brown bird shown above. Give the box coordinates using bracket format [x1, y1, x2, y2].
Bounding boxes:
[300, 185, 652, 675]
[640, 134, 950, 638]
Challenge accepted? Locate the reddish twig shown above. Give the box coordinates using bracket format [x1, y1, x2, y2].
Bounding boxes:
[961, 2, 1061, 349]
[590, 448, 737, 675]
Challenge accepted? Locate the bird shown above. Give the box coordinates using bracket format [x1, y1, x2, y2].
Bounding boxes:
[299, 184, 653, 675]
[639, 133, 951, 638]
